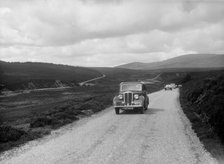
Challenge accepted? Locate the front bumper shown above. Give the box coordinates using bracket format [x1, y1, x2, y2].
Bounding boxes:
[113, 95, 144, 109]
[114, 101, 144, 109]
[114, 105, 143, 108]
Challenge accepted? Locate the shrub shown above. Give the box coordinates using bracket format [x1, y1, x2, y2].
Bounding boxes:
[53, 112, 78, 121]
[181, 73, 224, 142]
[0, 126, 25, 142]
[80, 100, 104, 113]
[30, 117, 59, 128]
[181, 74, 192, 84]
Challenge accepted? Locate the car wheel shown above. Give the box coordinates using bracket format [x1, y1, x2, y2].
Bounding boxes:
[115, 108, 119, 114]
[140, 107, 144, 114]
[146, 98, 149, 110]
[145, 105, 148, 110]
[144, 102, 148, 110]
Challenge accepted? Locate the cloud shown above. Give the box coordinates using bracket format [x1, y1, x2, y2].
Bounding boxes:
[0, 0, 224, 66]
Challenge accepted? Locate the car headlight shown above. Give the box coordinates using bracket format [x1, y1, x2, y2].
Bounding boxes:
[118, 94, 123, 100]
[134, 94, 139, 100]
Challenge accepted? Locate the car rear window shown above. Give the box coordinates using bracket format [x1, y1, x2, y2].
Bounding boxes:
[120, 84, 142, 91]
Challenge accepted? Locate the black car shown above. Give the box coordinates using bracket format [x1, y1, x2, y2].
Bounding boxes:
[113, 82, 149, 114]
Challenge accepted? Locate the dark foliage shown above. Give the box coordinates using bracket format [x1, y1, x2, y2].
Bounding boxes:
[0, 126, 26, 143]
[181, 74, 192, 84]
[80, 100, 105, 113]
[180, 71, 224, 141]
[30, 117, 60, 128]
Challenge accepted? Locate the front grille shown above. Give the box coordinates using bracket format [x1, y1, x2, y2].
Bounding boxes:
[124, 92, 133, 105]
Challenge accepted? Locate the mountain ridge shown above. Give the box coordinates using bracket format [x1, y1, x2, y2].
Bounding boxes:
[116, 54, 224, 70]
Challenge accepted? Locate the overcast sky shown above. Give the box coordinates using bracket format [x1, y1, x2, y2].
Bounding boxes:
[0, 0, 224, 67]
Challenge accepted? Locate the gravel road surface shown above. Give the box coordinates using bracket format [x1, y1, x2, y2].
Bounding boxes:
[0, 89, 217, 164]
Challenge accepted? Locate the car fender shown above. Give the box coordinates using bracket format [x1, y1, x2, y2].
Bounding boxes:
[138, 95, 145, 105]
[146, 96, 149, 105]
[113, 96, 119, 103]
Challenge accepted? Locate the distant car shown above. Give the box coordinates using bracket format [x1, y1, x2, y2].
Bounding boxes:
[170, 83, 177, 89]
[113, 82, 149, 114]
[164, 84, 172, 90]
[164, 83, 177, 90]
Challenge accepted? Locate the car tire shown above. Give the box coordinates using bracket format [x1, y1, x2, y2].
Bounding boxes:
[115, 108, 119, 114]
[140, 107, 144, 114]
[144, 102, 148, 110]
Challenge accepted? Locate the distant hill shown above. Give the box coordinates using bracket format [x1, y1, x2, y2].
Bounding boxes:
[116, 54, 224, 70]
[0, 61, 101, 90]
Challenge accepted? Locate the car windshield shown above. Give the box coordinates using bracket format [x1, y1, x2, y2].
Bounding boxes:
[120, 84, 142, 91]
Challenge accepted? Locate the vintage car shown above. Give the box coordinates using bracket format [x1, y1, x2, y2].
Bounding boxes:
[113, 82, 149, 114]
[164, 83, 177, 90]
[164, 84, 172, 90]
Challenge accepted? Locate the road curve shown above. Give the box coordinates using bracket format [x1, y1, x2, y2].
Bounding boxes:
[0, 89, 217, 164]
[79, 74, 106, 86]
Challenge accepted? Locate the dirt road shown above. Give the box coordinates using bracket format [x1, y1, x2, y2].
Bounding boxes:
[79, 74, 106, 86]
[0, 89, 217, 164]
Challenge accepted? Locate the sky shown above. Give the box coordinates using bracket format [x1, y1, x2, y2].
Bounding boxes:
[0, 0, 224, 67]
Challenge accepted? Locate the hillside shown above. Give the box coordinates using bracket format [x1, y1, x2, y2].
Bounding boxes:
[179, 70, 224, 161]
[117, 54, 224, 70]
[0, 61, 101, 90]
